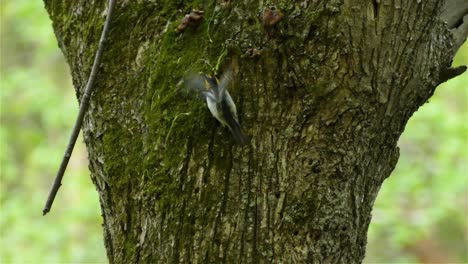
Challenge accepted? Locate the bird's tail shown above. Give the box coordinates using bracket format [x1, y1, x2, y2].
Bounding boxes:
[229, 120, 249, 146]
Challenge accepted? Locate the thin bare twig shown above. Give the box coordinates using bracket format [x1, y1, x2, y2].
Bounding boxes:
[43, 0, 116, 215]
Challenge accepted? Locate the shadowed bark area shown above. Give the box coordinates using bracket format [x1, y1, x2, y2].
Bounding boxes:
[44, 0, 465, 263]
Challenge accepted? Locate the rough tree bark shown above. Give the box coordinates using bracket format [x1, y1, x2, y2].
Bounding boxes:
[44, 0, 467, 263]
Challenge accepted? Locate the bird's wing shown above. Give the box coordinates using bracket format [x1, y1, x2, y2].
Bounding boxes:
[224, 90, 238, 121]
[218, 68, 233, 101]
[184, 74, 208, 94]
[202, 91, 217, 101]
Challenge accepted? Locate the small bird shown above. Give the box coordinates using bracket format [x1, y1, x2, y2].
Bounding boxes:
[185, 69, 249, 145]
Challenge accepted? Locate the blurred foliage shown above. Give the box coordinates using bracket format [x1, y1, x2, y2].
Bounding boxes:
[0, 1, 466, 263]
[0, 1, 106, 263]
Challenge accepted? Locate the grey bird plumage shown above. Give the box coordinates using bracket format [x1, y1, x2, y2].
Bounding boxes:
[185, 69, 249, 145]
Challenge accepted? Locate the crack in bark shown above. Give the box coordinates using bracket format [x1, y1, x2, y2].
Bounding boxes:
[372, 0, 379, 20]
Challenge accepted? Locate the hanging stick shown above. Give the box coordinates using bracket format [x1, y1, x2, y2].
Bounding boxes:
[43, 0, 116, 215]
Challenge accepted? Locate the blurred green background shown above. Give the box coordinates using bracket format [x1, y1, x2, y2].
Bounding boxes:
[0, 1, 466, 263]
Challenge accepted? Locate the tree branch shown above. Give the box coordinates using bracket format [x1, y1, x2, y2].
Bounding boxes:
[42, 0, 116, 216]
[441, 0, 468, 29]
[450, 14, 468, 52]
[441, 0, 468, 53]
[438, 65, 467, 85]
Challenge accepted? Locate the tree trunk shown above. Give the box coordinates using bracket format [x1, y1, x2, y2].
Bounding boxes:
[44, 0, 466, 263]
